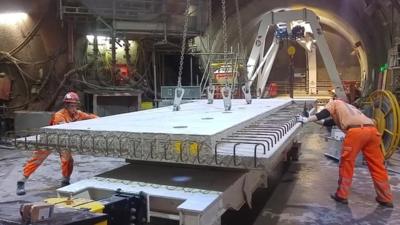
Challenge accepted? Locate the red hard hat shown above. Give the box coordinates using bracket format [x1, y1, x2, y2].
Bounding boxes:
[63, 92, 80, 104]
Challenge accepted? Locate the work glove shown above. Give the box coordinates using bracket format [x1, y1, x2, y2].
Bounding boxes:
[296, 115, 309, 124]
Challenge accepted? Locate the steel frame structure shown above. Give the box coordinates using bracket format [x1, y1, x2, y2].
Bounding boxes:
[246, 8, 348, 101]
[59, 0, 208, 37]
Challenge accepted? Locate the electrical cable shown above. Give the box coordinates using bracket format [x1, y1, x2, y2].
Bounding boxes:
[0, 52, 39, 81]
[0, 51, 53, 65]
[8, 16, 44, 56]
[0, 49, 65, 110]
[45, 64, 90, 110]
[0, 15, 44, 63]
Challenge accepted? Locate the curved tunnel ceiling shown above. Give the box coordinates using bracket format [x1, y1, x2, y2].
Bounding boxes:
[207, 0, 396, 78]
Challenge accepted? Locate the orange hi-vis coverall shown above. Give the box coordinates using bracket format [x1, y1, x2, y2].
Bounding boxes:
[325, 100, 393, 203]
[22, 108, 97, 179]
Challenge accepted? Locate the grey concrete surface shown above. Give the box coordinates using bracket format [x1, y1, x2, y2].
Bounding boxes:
[0, 147, 126, 203]
[0, 124, 399, 225]
[251, 124, 400, 225]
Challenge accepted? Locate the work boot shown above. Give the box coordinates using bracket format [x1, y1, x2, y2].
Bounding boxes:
[61, 180, 70, 187]
[330, 193, 348, 204]
[376, 197, 394, 208]
[16, 181, 26, 196]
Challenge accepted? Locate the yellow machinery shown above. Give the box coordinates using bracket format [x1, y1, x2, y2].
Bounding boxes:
[0, 191, 147, 225]
[45, 197, 107, 225]
[365, 90, 400, 159]
[364, 41, 400, 159]
[45, 197, 106, 213]
[2, 200, 108, 225]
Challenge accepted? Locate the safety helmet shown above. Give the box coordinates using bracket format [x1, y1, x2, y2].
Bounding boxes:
[63, 92, 80, 104]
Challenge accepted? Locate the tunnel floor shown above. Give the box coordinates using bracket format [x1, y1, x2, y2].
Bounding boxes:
[0, 124, 399, 225]
[219, 124, 400, 225]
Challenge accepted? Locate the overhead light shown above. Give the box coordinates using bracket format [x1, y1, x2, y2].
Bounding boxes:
[86, 35, 110, 44]
[0, 12, 28, 25]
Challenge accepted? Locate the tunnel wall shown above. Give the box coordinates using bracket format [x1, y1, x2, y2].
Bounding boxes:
[0, 0, 69, 111]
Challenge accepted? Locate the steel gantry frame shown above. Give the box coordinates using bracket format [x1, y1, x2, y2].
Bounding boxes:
[246, 8, 348, 101]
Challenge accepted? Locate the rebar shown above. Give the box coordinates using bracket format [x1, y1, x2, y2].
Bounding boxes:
[11, 102, 310, 169]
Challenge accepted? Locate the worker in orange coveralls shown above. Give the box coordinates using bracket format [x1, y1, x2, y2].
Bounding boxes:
[16, 92, 98, 195]
[296, 96, 393, 208]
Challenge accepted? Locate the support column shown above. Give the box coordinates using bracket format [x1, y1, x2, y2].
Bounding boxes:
[308, 45, 317, 95]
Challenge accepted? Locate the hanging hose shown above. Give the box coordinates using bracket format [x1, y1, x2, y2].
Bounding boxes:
[0, 51, 51, 81]
[0, 51, 52, 65]
[0, 57, 31, 109]
[0, 49, 65, 110]
[0, 14, 58, 110]
[0, 65, 30, 110]
[45, 64, 90, 111]
[6, 16, 44, 57]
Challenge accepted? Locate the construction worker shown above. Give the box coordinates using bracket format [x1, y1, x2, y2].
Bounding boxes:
[296, 97, 393, 208]
[16, 92, 98, 195]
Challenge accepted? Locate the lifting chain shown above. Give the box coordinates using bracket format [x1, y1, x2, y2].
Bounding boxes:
[178, 0, 191, 86]
[235, 0, 252, 104]
[206, 0, 215, 104]
[221, 0, 228, 61]
[220, 0, 232, 111]
[234, 0, 244, 54]
[173, 0, 191, 111]
[208, 0, 212, 37]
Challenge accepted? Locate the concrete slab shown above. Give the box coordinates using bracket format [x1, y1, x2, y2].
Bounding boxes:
[43, 99, 291, 136]
[19, 99, 310, 169]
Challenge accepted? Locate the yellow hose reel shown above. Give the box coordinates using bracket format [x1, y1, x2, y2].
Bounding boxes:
[365, 90, 400, 159]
